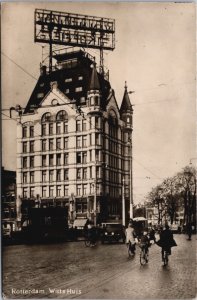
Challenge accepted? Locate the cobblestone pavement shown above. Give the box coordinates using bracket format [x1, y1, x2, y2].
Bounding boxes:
[2, 234, 196, 299]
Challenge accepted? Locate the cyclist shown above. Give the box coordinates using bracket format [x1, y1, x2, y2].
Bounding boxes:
[125, 223, 137, 254]
[139, 229, 150, 254]
[156, 224, 177, 262]
[86, 223, 97, 246]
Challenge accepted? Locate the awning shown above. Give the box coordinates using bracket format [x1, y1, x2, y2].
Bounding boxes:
[73, 219, 87, 228]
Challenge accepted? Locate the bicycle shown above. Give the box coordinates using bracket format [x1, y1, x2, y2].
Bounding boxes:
[127, 241, 136, 258]
[162, 248, 169, 266]
[84, 238, 96, 247]
[139, 243, 149, 265]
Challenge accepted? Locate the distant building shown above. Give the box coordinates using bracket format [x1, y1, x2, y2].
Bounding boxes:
[1, 167, 16, 219]
[16, 49, 133, 225]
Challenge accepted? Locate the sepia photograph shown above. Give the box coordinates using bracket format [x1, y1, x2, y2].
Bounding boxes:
[1, 2, 196, 299]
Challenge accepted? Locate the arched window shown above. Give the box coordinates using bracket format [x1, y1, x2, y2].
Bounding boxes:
[41, 112, 52, 123]
[56, 110, 68, 121]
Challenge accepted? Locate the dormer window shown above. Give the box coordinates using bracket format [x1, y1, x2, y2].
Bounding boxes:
[65, 78, 72, 83]
[78, 76, 83, 81]
[65, 89, 69, 94]
[75, 87, 83, 92]
[37, 93, 44, 99]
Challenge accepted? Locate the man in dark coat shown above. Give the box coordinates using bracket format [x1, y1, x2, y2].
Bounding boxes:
[156, 224, 177, 260]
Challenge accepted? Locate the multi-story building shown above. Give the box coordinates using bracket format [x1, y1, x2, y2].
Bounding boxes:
[16, 48, 133, 225]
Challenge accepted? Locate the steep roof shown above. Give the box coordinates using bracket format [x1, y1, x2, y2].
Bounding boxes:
[89, 64, 100, 91]
[24, 51, 111, 114]
[120, 83, 133, 113]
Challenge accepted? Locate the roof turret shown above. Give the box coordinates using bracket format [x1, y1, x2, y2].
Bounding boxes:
[89, 63, 100, 91]
[120, 81, 133, 113]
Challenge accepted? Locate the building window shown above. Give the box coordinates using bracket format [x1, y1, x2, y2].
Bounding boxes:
[56, 122, 61, 134]
[57, 170, 61, 182]
[30, 187, 34, 198]
[49, 123, 53, 135]
[95, 96, 99, 106]
[65, 78, 72, 82]
[56, 110, 68, 121]
[77, 168, 81, 179]
[23, 188, 28, 198]
[56, 138, 61, 150]
[49, 139, 53, 151]
[64, 123, 68, 133]
[64, 169, 69, 180]
[64, 138, 68, 149]
[30, 156, 34, 168]
[82, 120, 86, 131]
[49, 154, 53, 166]
[42, 140, 47, 151]
[23, 172, 27, 183]
[57, 154, 61, 166]
[30, 141, 34, 153]
[42, 112, 52, 123]
[95, 116, 99, 128]
[64, 186, 69, 196]
[49, 170, 53, 182]
[83, 184, 87, 195]
[49, 186, 54, 197]
[96, 149, 100, 161]
[30, 126, 34, 137]
[64, 153, 68, 165]
[82, 136, 87, 148]
[77, 185, 81, 196]
[76, 152, 81, 164]
[30, 172, 34, 183]
[57, 186, 61, 197]
[95, 133, 100, 145]
[76, 120, 81, 132]
[82, 152, 87, 163]
[42, 171, 47, 182]
[42, 155, 47, 167]
[42, 124, 47, 136]
[23, 142, 27, 153]
[42, 186, 47, 197]
[78, 76, 83, 80]
[22, 126, 27, 138]
[65, 89, 69, 94]
[76, 136, 81, 148]
[89, 150, 92, 162]
[76, 202, 87, 213]
[23, 157, 27, 168]
[89, 166, 92, 178]
[83, 168, 87, 179]
[75, 87, 83, 92]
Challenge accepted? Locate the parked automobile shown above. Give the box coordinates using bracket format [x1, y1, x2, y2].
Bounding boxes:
[101, 223, 125, 244]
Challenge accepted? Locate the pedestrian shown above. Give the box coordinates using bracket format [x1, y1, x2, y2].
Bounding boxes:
[187, 223, 192, 241]
[156, 224, 177, 262]
[125, 223, 137, 254]
[149, 227, 156, 243]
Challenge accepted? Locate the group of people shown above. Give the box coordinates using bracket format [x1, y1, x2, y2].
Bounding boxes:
[125, 222, 177, 263]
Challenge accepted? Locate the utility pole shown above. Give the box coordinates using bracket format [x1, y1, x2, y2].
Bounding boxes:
[94, 160, 97, 226]
[122, 177, 125, 226]
[129, 139, 133, 219]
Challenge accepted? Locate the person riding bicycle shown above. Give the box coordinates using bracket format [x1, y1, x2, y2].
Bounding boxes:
[156, 224, 177, 261]
[86, 223, 97, 246]
[139, 229, 150, 254]
[125, 223, 136, 254]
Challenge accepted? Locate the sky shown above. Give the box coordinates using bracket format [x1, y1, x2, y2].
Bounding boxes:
[1, 2, 196, 204]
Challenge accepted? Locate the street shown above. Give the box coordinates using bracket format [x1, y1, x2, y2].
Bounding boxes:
[2, 234, 196, 299]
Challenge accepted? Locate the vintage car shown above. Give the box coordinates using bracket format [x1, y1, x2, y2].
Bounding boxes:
[100, 223, 125, 244]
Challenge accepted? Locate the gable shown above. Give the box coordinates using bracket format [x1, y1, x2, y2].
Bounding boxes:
[106, 92, 120, 119]
[40, 81, 71, 108]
